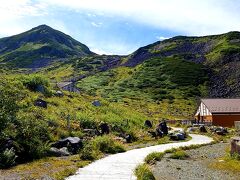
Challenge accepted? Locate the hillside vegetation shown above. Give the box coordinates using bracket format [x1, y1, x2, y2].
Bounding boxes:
[0, 74, 148, 167]
[77, 56, 209, 119]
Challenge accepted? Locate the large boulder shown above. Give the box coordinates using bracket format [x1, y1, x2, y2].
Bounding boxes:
[169, 130, 186, 141]
[52, 137, 83, 154]
[176, 133, 185, 140]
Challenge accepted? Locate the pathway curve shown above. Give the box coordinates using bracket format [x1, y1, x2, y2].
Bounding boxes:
[66, 133, 213, 180]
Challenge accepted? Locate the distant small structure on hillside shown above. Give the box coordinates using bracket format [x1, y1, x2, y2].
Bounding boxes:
[57, 82, 80, 93]
[195, 98, 240, 127]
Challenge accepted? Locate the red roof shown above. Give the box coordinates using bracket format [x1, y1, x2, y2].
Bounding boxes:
[202, 98, 240, 113]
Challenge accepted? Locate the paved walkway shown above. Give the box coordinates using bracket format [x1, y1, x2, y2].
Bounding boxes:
[66, 133, 213, 180]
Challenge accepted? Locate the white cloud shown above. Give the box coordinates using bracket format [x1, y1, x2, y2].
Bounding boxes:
[0, 0, 48, 36]
[91, 22, 102, 28]
[40, 0, 240, 35]
[156, 36, 169, 41]
[88, 41, 137, 55]
[1, 0, 240, 36]
[90, 48, 110, 55]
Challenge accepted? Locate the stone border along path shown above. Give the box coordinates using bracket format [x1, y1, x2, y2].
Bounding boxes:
[66, 132, 213, 180]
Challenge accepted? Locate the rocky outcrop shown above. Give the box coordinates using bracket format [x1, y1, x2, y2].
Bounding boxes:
[230, 137, 240, 155]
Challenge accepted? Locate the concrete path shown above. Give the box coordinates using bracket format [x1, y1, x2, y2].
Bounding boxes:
[66, 133, 213, 180]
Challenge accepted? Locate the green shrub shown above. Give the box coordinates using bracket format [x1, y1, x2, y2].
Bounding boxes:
[180, 144, 201, 150]
[80, 144, 100, 161]
[170, 150, 189, 159]
[21, 74, 49, 92]
[230, 153, 240, 161]
[80, 135, 125, 160]
[77, 113, 97, 129]
[13, 113, 51, 161]
[0, 80, 23, 132]
[158, 136, 170, 144]
[144, 152, 165, 164]
[135, 164, 155, 180]
[92, 135, 125, 154]
[164, 148, 177, 153]
[0, 148, 17, 168]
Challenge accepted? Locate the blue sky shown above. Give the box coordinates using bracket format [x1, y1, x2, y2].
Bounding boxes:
[0, 0, 240, 55]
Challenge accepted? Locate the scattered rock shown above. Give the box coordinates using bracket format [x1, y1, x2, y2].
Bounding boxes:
[158, 121, 168, 135]
[144, 120, 153, 128]
[34, 98, 47, 108]
[59, 147, 70, 156]
[55, 90, 64, 97]
[176, 133, 185, 140]
[230, 136, 240, 155]
[169, 130, 186, 141]
[148, 131, 157, 138]
[99, 122, 110, 134]
[48, 147, 70, 156]
[155, 128, 164, 137]
[52, 137, 83, 154]
[187, 127, 197, 133]
[215, 127, 228, 135]
[92, 100, 101, 107]
[83, 129, 100, 136]
[125, 134, 133, 143]
[199, 126, 207, 133]
[35, 85, 45, 93]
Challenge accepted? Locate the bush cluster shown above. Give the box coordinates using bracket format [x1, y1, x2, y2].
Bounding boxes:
[0, 77, 51, 167]
[80, 135, 125, 160]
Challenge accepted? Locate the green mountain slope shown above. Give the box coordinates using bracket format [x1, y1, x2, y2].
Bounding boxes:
[123, 31, 240, 97]
[0, 25, 94, 68]
[1, 26, 240, 118]
[76, 56, 209, 119]
[74, 32, 240, 119]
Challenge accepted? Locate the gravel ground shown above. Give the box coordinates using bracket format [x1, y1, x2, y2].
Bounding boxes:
[152, 142, 240, 180]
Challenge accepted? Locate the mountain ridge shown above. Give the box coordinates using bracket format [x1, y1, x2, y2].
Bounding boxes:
[0, 24, 94, 68]
[1, 25, 240, 99]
